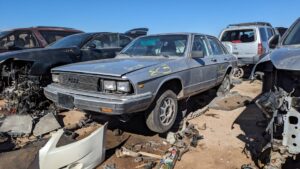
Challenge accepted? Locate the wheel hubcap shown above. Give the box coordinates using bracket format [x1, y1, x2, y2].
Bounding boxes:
[159, 97, 176, 126]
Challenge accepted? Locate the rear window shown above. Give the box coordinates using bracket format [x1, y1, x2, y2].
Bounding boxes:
[221, 29, 255, 43]
[39, 30, 79, 44]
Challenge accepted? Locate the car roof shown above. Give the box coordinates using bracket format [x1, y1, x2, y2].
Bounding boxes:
[135, 32, 211, 38]
[6, 26, 82, 33]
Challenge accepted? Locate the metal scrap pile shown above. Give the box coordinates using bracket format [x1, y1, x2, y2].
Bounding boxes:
[111, 120, 203, 169]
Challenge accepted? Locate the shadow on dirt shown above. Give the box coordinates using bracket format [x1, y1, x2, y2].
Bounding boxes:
[89, 89, 217, 137]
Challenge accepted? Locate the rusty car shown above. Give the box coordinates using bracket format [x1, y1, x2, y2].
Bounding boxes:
[0, 28, 148, 115]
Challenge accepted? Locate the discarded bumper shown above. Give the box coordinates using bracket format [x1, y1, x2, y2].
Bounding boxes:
[39, 123, 107, 169]
[44, 84, 153, 115]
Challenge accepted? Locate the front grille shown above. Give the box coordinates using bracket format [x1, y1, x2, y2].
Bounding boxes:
[59, 73, 99, 91]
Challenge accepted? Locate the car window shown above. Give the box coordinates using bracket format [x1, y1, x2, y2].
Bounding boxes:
[121, 35, 188, 57]
[221, 29, 255, 43]
[192, 35, 208, 57]
[259, 28, 268, 42]
[0, 30, 38, 49]
[207, 37, 225, 55]
[267, 28, 274, 39]
[86, 34, 119, 49]
[39, 30, 78, 44]
[119, 35, 131, 48]
[47, 33, 92, 49]
[283, 20, 300, 45]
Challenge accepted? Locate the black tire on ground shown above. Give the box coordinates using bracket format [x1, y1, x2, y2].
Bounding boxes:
[217, 74, 231, 96]
[146, 90, 178, 133]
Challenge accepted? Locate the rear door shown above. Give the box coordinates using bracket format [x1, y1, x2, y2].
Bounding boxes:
[207, 36, 231, 84]
[220, 28, 257, 60]
[186, 35, 217, 95]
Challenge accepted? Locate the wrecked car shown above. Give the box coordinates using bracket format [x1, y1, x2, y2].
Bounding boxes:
[0, 28, 148, 115]
[44, 33, 237, 133]
[0, 26, 82, 53]
[252, 17, 300, 168]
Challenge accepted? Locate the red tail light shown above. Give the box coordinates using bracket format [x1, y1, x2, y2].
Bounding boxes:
[258, 43, 264, 55]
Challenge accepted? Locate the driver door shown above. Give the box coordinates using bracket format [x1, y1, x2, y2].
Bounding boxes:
[81, 33, 122, 61]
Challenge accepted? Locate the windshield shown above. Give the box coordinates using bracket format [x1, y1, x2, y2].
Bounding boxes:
[121, 35, 188, 57]
[0, 31, 11, 39]
[283, 20, 300, 45]
[47, 33, 92, 48]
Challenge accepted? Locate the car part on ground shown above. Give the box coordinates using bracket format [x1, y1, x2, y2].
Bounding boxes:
[0, 28, 148, 116]
[209, 91, 252, 111]
[39, 123, 107, 169]
[44, 33, 237, 133]
[33, 112, 61, 137]
[0, 115, 33, 136]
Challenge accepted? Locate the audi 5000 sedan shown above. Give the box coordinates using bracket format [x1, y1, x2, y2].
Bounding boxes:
[44, 33, 237, 133]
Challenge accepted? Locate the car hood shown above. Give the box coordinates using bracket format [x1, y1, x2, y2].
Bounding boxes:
[268, 47, 300, 71]
[250, 46, 300, 80]
[52, 57, 170, 77]
[0, 47, 75, 64]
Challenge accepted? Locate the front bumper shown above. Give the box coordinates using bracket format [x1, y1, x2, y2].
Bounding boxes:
[44, 84, 153, 115]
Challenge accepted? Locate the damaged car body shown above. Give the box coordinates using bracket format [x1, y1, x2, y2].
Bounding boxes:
[252, 18, 300, 168]
[39, 123, 107, 169]
[44, 33, 237, 133]
[0, 28, 148, 115]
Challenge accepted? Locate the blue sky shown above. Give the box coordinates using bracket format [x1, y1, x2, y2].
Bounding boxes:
[0, 0, 299, 36]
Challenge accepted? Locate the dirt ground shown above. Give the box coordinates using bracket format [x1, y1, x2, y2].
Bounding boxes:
[0, 80, 299, 169]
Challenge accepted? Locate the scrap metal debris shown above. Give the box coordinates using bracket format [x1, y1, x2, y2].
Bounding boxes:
[33, 112, 61, 137]
[0, 115, 33, 136]
[209, 92, 252, 111]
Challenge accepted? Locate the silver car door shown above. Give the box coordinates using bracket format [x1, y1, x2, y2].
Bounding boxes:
[207, 36, 231, 85]
[185, 35, 217, 95]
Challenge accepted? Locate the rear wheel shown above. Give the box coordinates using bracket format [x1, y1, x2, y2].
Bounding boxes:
[217, 75, 231, 96]
[146, 90, 178, 133]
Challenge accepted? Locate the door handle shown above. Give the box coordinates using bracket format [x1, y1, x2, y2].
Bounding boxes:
[211, 58, 217, 62]
[224, 57, 229, 61]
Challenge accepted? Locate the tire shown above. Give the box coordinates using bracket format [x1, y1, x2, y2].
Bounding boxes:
[233, 67, 244, 79]
[146, 90, 178, 133]
[217, 74, 231, 96]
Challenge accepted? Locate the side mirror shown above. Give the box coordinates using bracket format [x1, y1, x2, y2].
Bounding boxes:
[86, 43, 96, 49]
[191, 51, 204, 58]
[268, 34, 279, 49]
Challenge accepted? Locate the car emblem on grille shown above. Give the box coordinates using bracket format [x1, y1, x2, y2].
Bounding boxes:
[68, 77, 79, 84]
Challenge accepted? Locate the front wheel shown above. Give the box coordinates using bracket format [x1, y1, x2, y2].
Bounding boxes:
[146, 90, 178, 133]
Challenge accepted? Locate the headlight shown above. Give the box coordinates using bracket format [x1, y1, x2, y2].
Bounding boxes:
[117, 81, 131, 93]
[52, 74, 60, 83]
[103, 80, 116, 91]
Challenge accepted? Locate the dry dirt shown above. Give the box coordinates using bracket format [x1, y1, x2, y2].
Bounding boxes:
[0, 80, 299, 169]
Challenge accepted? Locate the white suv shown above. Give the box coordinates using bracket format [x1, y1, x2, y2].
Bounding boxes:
[219, 22, 276, 77]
